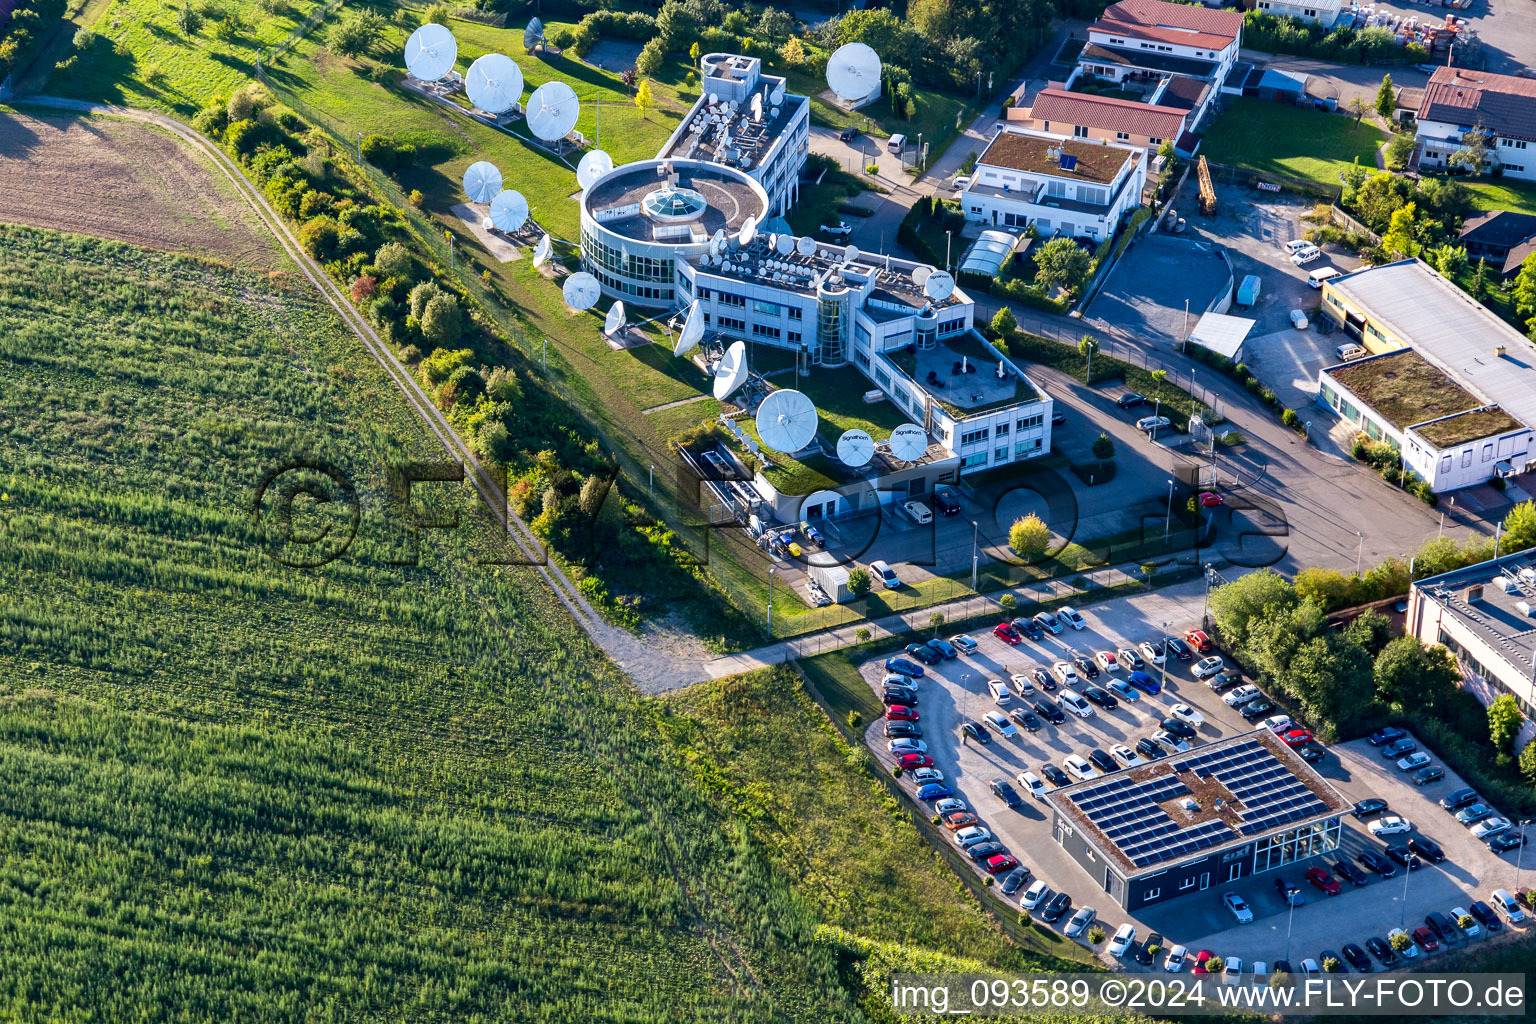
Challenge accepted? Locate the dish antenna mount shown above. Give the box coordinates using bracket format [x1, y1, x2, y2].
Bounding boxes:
[465, 53, 523, 114]
[755, 389, 819, 453]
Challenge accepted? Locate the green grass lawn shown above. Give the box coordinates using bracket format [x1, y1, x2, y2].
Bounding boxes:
[1202, 98, 1386, 186]
[1457, 177, 1536, 216]
[782, 66, 976, 158]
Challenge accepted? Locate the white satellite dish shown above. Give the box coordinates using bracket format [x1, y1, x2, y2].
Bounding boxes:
[770, 80, 786, 106]
[713, 340, 749, 401]
[465, 53, 523, 114]
[826, 42, 882, 103]
[795, 235, 816, 257]
[776, 234, 795, 256]
[488, 189, 529, 232]
[744, 434, 759, 455]
[405, 23, 457, 83]
[562, 272, 601, 310]
[911, 265, 936, 289]
[604, 300, 627, 337]
[766, 232, 778, 254]
[756, 389, 818, 453]
[835, 428, 874, 468]
[524, 18, 545, 49]
[462, 161, 502, 203]
[737, 215, 757, 248]
[532, 234, 552, 268]
[710, 229, 727, 256]
[526, 81, 581, 142]
[674, 300, 704, 357]
[888, 423, 928, 463]
[842, 244, 861, 265]
[923, 270, 956, 301]
[751, 94, 763, 121]
[576, 149, 614, 189]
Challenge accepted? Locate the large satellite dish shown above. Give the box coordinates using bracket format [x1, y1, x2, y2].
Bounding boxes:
[604, 300, 627, 337]
[710, 229, 727, 256]
[911, 265, 935, 289]
[674, 301, 704, 357]
[562, 272, 601, 310]
[737, 215, 757, 248]
[826, 42, 882, 103]
[524, 17, 545, 49]
[775, 233, 794, 256]
[842, 244, 861, 265]
[465, 53, 523, 114]
[836, 428, 874, 467]
[405, 23, 457, 82]
[462, 161, 502, 203]
[576, 149, 614, 189]
[713, 340, 749, 401]
[532, 234, 552, 268]
[923, 270, 956, 301]
[795, 235, 816, 257]
[527, 81, 580, 141]
[756, 389, 818, 453]
[488, 189, 529, 231]
[888, 423, 928, 463]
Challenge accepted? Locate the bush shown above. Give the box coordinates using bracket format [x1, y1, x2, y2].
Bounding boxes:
[549, 26, 574, 49]
[1087, 925, 1106, 944]
[635, 37, 666, 76]
[847, 710, 862, 729]
[848, 567, 872, 596]
[1008, 513, 1050, 560]
[854, 627, 872, 642]
[999, 594, 1017, 612]
[73, 26, 94, 49]
[375, 242, 414, 281]
[1018, 910, 1031, 926]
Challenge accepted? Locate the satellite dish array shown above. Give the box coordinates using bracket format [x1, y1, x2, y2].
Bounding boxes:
[826, 42, 882, 104]
[835, 429, 874, 468]
[524, 18, 545, 50]
[462, 161, 502, 203]
[887, 423, 928, 463]
[674, 301, 704, 356]
[532, 234, 553, 268]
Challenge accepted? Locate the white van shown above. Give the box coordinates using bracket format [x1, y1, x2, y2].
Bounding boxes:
[901, 499, 933, 525]
[1491, 888, 1527, 924]
[1335, 342, 1367, 362]
[887, 133, 907, 154]
[1308, 266, 1342, 289]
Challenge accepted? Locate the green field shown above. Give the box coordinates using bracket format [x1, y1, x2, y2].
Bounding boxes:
[1457, 176, 1536, 217]
[1201, 98, 1386, 186]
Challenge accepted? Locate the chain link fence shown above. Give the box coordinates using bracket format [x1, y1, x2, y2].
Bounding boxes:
[263, 0, 345, 66]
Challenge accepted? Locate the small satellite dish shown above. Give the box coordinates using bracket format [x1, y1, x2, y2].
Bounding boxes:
[527, 81, 581, 141]
[462, 161, 502, 203]
[465, 53, 523, 114]
[842, 244, 861, 265]
[888, 423, 928, 463]
[750, 94, 763, 121]
[713, 340, 749, 401]
[836, 428, 874, 467]
[770, 80, 786, 107]
[775, 233, 794, 256]
[796, 235, 816, 257]
[604, 300, 627, 337]
[911, 265, 936, 289]
[737, 215, 757, 248]
[923, 270, 956, 301]
[532, 234, 552, 268]
[576, 149, 614, 189]
[524, 17, 545, 49]
[710, 229, 727, 256]
[405, 23, 457, 82]
[744, 434, 759, 455]
[562, 272, 601, 310]
[826, 42, 882, 103]
[674, 301, 704, 356]
[766, 232, 778, 254]
[488, 189, 529, 232]
[756, 389, 819, 453]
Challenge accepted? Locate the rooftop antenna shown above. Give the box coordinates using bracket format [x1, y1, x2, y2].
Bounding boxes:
[604, 300, 627, 338]
[576, 149, 614, 189]
[888, 423, 928, 463]
[835, 428, 875, 468]
[755, 389, 819, 453]
[465, 53, 523, 113]
[487, 189, 529, 231]
[737, 215, 757, 248]
[462, 161, 502, 203]
[770, 80, 786, 107]
[561, 272, 601, 310]
[527, 81, 581, 142]
[523, 17, 545, 51]
[842, 243, 861, 265]
[776, 234, 795, 256]
[713, 340, 749, 401]
[912, 265, 935, 289]
[405, 23, 457, 82]
[826, 42, 882, 104]
[795, 235, 816, 257]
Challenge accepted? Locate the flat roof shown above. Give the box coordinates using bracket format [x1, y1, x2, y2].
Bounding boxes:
[1324, 349, 1484, 432]
[1048, 730, 1351, 878]
[584, 162, 765, 244]
[1081, 42, 1218, 80]
[977, 130, 1136, 185]
[689, 238, 968, 311]
[1188, 311, 1253, 359]
[1326, 259, 1536, 431]
[659, 84, 807, 169]
[1415, 547, 1536, 674]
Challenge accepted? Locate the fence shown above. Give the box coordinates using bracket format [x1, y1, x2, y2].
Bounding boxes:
[263, 0, 344, 65]
[1328, 203, 1381, 244]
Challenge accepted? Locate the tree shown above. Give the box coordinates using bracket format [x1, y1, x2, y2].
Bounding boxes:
[1389, 930, 1412, 953]
[177, 4, 203, 34]
[635, 79, 654, 115]
[930, 612, 945, 635]
[408, 280, 441, 320]
[1009, 513, 1050, 560]
[375, 241, 413, 281]
[999, 594, 1017, 612]
[990, 306, 1017, 338]
[1375, 74, 1395, 119]
[754, 7, 793, 41]
[1292, 567, 1351, 611]
[635, 37, 665, 77]
[688, 41, 701, 61]
[74, 27, 95, 49]
[1430, 244, 1469, 279]
[837, 8, 918, 69]
[1450, 125, 1495, 176]
[1287, 632, 1375, 734]
[1520, 738, 1536, 783]
[1033, 237, 1091, 294]
[1488, 693, 1524, 756]
[421, 294, 462, 346]
[327, 10, 384, 58]
[1471, 257, 1490, 300]
[1209, 570, 1295, 648]
[779, 36, 806, 66]
[1346, 96, 1369, 126]
[1374, 636, 1459, 710]
[1077, 334, 1099, 377]
[848, 567, 872, 596]
[1382, 202, 1419, 258]
[1091, 432, 1114, 460]
[1502, 500, 1536, 553]
[1514, 252, 1536, 337]
[1158, 139, 1176, 164]
[1343, 609, 1395, 657]
[1385, 133, 1415, 171]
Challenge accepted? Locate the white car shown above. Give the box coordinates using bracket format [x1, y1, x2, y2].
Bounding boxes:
[1009, 673, 1037, 697]
[1058, 606, 1087, 630]
[912, 767, 945, 785]
[1110, 744, 1143, 768]
[1290, 246, 1321, 266]
[949, 633, 979, 654]
[1095, 651, 1120, 672]
[1369, 815, 1412, 837]
[888, 738, 927, 754]
[1298, 958, 1320, 976]
[1397, 752, 1431, 771]
[1063, 754, 1100, 780]
[1118, 646, 1143, 669]
[870, 559, 901, 588]
[987, 679, 1014, 706]
[1057, 689, 1095, 719]
[1290, 309, 1309, 330]
[1153, 729, 1191, 752]
[1450, 906, 1481, 938]
[1021, 879, 1050, 909]
[1472, 816, 1512, 841]
[1051, 661, 1079, 685]
[983, 710, 1018, 739]
[953, 174, 972, 190]
[1064, 906, 1097, 937]
[1108, 923, 1136, 957]
[1261, 714, 1292, 732]
[1284, 239, 1313, 255]
[1168, 703, 1205, 728]
[1165, 944, 1188, 972]
[1016, 771, 1047, 800]
[1193, 656, 1225, 680]
[1224, 957, 1244, 978]
[1388, 928, 1420, 959]
[1223, 892, 1253, 924]
[934, 797, 966, 815]
[1223, 684, 1262, 707]
[1139, 640, 1166, 666]
[1251, 961, 1268, 980]
[1136, 415, 1172, 432]
[953, 825, 992, 848]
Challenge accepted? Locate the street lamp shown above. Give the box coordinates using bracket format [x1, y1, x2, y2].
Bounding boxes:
[962, 671, 972, 724]
[1151, 397, 1161, 442]
[1516, 819, 1531, 894]
[767, 566, 776, 633]
[946, 230, 953, 272]
[971, 520, 980, 591]
[1164, 478, 1175, 543]
[1160, 620, 1171, 693]
[1284, 892, 1296, 963]
[1399, 849, 1412, 929]
[1202, 563, 1214, 623]
[1356, 531, 1364, 576]
[649, 463, 654, 500]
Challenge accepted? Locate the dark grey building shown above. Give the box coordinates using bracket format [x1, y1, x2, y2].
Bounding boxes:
[1045, 730, 1350, 912]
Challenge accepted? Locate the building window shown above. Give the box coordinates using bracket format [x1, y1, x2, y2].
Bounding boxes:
[995, 445, 1008, 462]
[717, 292, 746, 308]
[1149, 137, 1163, 145]
[1462, 448, 1474, 467]
[1483, 443, 1494, 462]
[787, 331, 802, 344]
[1017, 413, 1044, 431]
[1144, 887, 1160, 900]
[1015, 437, 1042, 456]
[1179, 877, 1196, 890]
[1074, 125, 1089, 138]
[752, 299, 781, 317]
[718, 315, 745, 332]
[1042, 121, 1051, 132]
[960, 427, 989, 447]
[697, 287, 710, 300]
[961, 452, 987, 469]
[788, 307, 803, 321]
[752, 323, 781, 339]
[996, 422, 1010, 437]
[1116, 131, 1130, 141]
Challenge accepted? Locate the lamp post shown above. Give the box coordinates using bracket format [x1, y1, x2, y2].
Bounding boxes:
[1164, 478, 1175, 543]
[1202, 563, 1214, 623]
[1356, 531, 1364, 576]
[1151, 397, 1162, 442]
[971, 520, 980, 591]
[1515, 819, 1531, 894]
[962, 671, 972, 724]
[1160, 620, 1171, 693]
[767, 567, 776, 633]
[1399, 850, 1412, 929]
[946, 230, 953, 272]
[1496, 522, 1504, 559]
[649, 463, 654, 500]
[1284, 893, 1296, 963]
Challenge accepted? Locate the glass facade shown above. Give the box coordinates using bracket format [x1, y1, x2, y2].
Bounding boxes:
[817, 292, 848, 366]
[1250, 818, 1341, 874]
[581, 225, 678, 304]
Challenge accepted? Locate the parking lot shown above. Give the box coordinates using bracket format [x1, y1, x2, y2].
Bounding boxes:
[861, 596, 1534, 971]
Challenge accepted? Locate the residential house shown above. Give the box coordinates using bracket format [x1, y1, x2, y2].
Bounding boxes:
[1250, 0, 1342, 28]
[1076, 0, 1243, 126]
[958, 128, 1147, 242]
[1012, 86, 1191, 153]
[1415, 66, 1536, 182]
[1458, 210, 1536, 277]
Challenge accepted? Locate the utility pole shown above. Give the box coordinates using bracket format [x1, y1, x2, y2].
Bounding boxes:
[767, 567, 776, 633]
[1164, 478, 1174, 543]
[971, 520, 980, 591]
[1356, 531, 1364, 576]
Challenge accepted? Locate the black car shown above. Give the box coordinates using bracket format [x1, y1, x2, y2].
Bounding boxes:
[1032, 667, 1056, 691]
[1384, 844, 1422, 871]
[1333, 859, 1368, 887]
[960, 720, 992, 744]
[1040, 763, 1070, 787]
[1274, 877, 1304, 905]
[968, 841, 1007, 863]
[1370, 726, 1407, 746]
[924, 639, 958, 661]
[1000, 867, 1030, 895]
[1274, 960, 1293, 976]
[1164, 636, 1192, 661]
[1082, 686, 1118, 710]
[1209, 669, 1243, 692]
[1239, 698, 1276, 721]
[1051, 409, 1066, 425]
[1032, 699, 1065, 724]
[837, 126, 859, 142]
[1341, 943, 1372, 971]
[932, 489, 961, 516]
[1413, 765, 1445, 786]
[1073, 656, 1099, 679]
[1160, 716, 1196, 739]
[905, 643, 941, 665]
[1364, 936, 1397, 966]
[1042, 891, 1072, 922]
[1117, 392, 1146, 409]
[1407, 835, 1446, 863]
[1352, 798, 1389, 819]
[1425, 911, 1458, 943]
[1489, 830, 1528, 853]
[1013, 617, 1046, 642]
[991, 778, 1024, 808]
[1136, 737, 1167, 760]
[1357, 849, 1397, 877]
[1320, 949, 1347, 973]
[1088, 749, 1118, 774]
[1298, 744, 1325, 763]
[884, 721, 922, 738]
[883, 684, 917, 702]
[1469, 901, 1503, 932]
[1134, 932, 1161, 966]
[1381, 738, 1417, 759]
[1009, 708, 1043, 733]
[1439, 787, 1479, 812]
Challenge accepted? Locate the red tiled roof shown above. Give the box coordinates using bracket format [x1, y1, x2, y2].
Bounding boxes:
[1419, 66, 1536, 142]
[1089, 0, 1243, 51]
[1028, 88, 1188, 140]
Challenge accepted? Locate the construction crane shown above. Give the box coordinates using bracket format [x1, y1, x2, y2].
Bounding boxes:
[1197, 155, 1217, 216]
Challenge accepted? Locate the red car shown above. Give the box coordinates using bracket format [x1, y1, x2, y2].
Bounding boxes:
[1280, 727, 1314, 748]
[1199, 492, 1223, 508]
[942, 810, 978, 830]
[986, 854, 1019, 874]
[1191, 950, 1214, 974]
[1306, 866, 1341, 895]
[886, 704, 919, 722]
[1412, 926, 1439, 952]
[1184, 628, 1213, 652]
[993, 622, 1022, 645]
[897, 752, 934, 770]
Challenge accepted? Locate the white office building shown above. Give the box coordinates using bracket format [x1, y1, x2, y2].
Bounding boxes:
[958, 128, 1146, 241]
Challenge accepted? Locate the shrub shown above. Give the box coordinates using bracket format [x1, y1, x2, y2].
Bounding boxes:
[298, 215, 341, 260]
[1018, 910, 1031, 926]
[192, 104, 229, 136]
[847, 710, 862, 729]
[1087, 925, 1106, 944]
[375, 242, 414, 281]
[1008, 514, 1050, 560]
[999, 594, 1016, 612]
[1282, 408, 1301, 430]
[848, 567, 872, 596]
[408, 280, 442, 320]
[635, 37, 666, 76]
[73, 27, 95, 49]
[1091, 433, 1115, 460]
[548, 26, 575, 49]
[854, 627, 872, 642]
[420, 293, 462, 347]
[398, 344, 421, 363]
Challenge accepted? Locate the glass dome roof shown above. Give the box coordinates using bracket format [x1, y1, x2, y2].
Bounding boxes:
[642, 185, 707, 221]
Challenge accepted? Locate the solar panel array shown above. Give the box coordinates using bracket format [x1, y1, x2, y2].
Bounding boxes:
[1066, 737, 1334, 870]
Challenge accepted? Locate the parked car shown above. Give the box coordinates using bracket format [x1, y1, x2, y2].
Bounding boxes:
[1111, 744, 1143, 768]
[1095, 650, 1120, 673]
[989, 777, 1023, 808]
[926, 637, 958, 660]
[887, 738, 927, 754]
[1368, 816, 1414, 839]
[1034, 611, 1064, 635]
[1223, 892, 1253, 924]
[1072, 655, 1098, 680]
[1134, 933, 1161, 967]
[993, 622, 1022, 645]
[1164, 945, 1187, 972]
[1016, 771, 1047, 800]
[1108, 923, 1136, 957]
[1382, 738, 1417, 759]
[983, 711, 1018, 739]
[1136, 415, 1171, 432]
[1051, 661, 1079, 686]
[1342, 943, 1371, 971]
[870, 560, 901, 588]
[1384, 844, 1422, 871]
[987, 679, 1014, 706]
[885, 704, 919, 722]
[897, 752, 934, 771]
[1167, 703, 1204, 728]
[1365, 936, 1397, 966]
[1260, 714, 1292, 732]
[1064, 906, 1097, 938]
[949, 633, 979, 654]
[1126, 670, 1161, 695]
[1275, 877, 1305, 906]
[884, 721, 922, 738]
[1107, 679, 1140, 703]
[959, 720, 992, 745]
[1488, 830, 1527, 853]
[1057, 689, 1095, 719]
[1298, 744, 1326, 763]
[1334, 859, 1368, 887]
[884, 657, 924, 678]
[916, 782, 951, 801]
[1000, 867, 1030, 895]
[1040, 763, 1070, 787]
[1021, 879, 1050, 909]
[905, 643, 940, 665]
[1009, 708, 1042, 733]
[1087, 748, 1118, 774]
[1353, 798, 1389, 819]
[1063, 754, 1100, 781]
[1118, 647, 1144, 670]
[1223, 685, 1262, 708]
[1492, 888, 1527, 923]
[1209, 669, 1243, 692]
[1357, 849, 1397, 877]
[1139, 640, 1166, 665]
[1184, 629, 1213, 652]
[1396, 752, 1432, 772]
[1472, 816, 1512, 841]
[1193, 656, 1224, 680]
[1370, 726, 1407, 747]
[1032, 667, 1056, 691]
[1014, 617, 1046, 642]
[1290, 309, 1311, 330]
[1136, 736, 1166, 760]
[941, 810, 978, 831]
[1408, 835, 1445, 863]
[967, 841, 1006, 863]
[953, 825, 993, 849]
[1469, 900, 1504, 932]
[912, 767, 944, 785]
[1199, 491, 1223, 508]
[1164, 636, 1192, 660]
[932, 490, 961, 516]
[1424, 911, 1458, 945]
[1449, 906, 1481, 939]
[1279, 727, 1314, 748]
[987, 854, 1020, 875]
[1082, 685, 1118, 710]
[1058, 606, 1086, 630]
[1239, 697, 1277, 721]
[1042, 891, 1072, 923]
[1306, 866, 1341, 895]
[1439, 788, 1479, 812]
[837, 125, 859, 142]
[1388, 928, 1419, 959]
[1117, 392, 1146, 409]
[1413, 765, 1446, 786]
[1153, 729, 1191, 752]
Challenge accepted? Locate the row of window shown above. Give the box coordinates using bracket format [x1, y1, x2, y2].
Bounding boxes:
[1436, 627, 1536, 721]
[958, 412, 1048, 450]
[591, 266, 672, 301]
[583, 230, 675, 283]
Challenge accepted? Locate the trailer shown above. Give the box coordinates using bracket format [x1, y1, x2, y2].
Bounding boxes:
[809, 564, 853, 604]
[1236, 274, 1261, 309]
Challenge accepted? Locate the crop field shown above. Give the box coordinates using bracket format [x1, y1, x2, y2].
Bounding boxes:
[0, 108, 278, 265]
[0, 226, 866, 1022]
